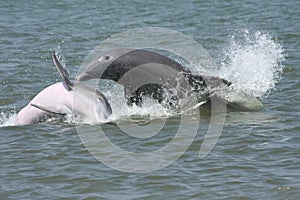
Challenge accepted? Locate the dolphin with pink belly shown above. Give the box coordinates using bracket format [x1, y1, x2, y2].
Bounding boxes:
[15, 52, 112, 125]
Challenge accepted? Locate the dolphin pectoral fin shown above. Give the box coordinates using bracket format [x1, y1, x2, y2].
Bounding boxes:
[30, 103, 67, 116]
[52, 51, 74, 91]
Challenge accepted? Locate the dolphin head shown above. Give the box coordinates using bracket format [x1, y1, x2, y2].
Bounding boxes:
[76, 48, 134, 81]
[52, 51, 112, 123]
[72, 84, 112, 123]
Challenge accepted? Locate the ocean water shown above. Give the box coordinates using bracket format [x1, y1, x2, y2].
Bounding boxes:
[1, 0, 299, 199]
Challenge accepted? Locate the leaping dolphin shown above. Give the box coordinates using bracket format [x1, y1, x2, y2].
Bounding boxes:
[77, 48, 231, 107]
[15, 52, 112, 125]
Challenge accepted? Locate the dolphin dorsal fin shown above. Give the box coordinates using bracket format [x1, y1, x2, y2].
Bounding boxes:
[52, 51, 74, 91]
[30, 103, 67, 116]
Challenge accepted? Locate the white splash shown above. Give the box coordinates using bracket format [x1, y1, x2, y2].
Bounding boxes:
[103, 84, 172, 121]
[0, 111, 17, 127]
[219, 29, 285, 98]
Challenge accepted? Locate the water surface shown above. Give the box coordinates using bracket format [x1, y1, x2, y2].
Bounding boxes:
[1, 0, 299, 199]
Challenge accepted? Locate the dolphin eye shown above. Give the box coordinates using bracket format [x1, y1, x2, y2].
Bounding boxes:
[98, 55, 112, 62]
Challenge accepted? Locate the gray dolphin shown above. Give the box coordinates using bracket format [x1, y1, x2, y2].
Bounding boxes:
[15, 52, 112, 125]
[77, 48, 231, 107]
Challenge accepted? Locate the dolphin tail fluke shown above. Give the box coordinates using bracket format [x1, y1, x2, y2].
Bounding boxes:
[52, 51, 74, 91]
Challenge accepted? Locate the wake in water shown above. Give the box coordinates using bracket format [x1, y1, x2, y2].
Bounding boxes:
[0, 29, 285, 127]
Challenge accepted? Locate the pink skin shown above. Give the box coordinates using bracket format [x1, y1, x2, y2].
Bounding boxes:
[15, 83, 73, 125]
[15, 82, 111, 125]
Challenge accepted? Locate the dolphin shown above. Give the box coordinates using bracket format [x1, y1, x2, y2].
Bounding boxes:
[77, 48, 231, 107]
[15, 52, 112, 125]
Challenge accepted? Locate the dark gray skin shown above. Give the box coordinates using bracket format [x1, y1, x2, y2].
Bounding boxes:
[78, 48, 191, 81]
[77, 48, 231, 107]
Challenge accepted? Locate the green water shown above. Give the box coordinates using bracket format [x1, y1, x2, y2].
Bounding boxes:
[1, 0, 299, 199]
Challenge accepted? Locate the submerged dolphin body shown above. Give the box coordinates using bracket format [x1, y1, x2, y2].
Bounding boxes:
[77, 48, 231, 107]
[15, 52, 112, 125]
